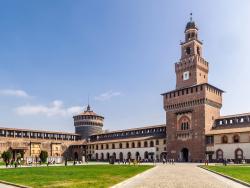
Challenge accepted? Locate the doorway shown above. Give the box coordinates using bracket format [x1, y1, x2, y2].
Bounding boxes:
[181, 148, 189, 162]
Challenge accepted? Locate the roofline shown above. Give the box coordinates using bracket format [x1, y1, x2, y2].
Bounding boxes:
[217, 112, 250, 119]
[91, 124, 166, 136]
[0, 126, 80, 135]
[161, 83, 224, 96]
[88, 135, 166, 144]
[73, 112, 104, 119]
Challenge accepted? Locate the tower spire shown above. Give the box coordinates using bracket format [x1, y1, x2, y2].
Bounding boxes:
[190, 12, 193, 22]
[87, 94, 91, 111]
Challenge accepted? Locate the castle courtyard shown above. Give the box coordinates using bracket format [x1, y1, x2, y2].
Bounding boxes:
[1, 1, 250, 188]
[113, 163, 249, 188]
[0, 163, 249, 188]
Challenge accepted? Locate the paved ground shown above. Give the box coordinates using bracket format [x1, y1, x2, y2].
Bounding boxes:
[0, 183, 19, 188]
[112, 163, 249, 188]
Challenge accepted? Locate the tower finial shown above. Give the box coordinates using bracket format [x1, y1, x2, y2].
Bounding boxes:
[87, 94, 91, 111]
[190, 12, 193, 22]
[88, 94, 89, 106]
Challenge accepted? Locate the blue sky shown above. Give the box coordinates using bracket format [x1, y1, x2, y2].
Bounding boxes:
[0, 0, 250, 132]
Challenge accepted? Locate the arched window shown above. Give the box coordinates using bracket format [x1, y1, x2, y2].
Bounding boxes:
[222, 135, 228, 143]
[126, 142, 129, 148]
[216, 149, 223, 160]
[119, 143, 122, 149]
[156, 140, 159, 145]
[106, 144, 109, 149]
[137, 142, 141, 148]
[95, 153, 98, 160]
[179, 116, 190, 131]
[186, 47, 191, 55]
[112, 143, 115, 149]
[150, 141, 154, 147]
[106, 153, 110, 160]
[235, 148, 243, 160]
[101, 153, 104, 160]
[233, 135, 240, 143]
[197, 47, 200, 56]
[144, 141, 148, 147]
[132, 142, 135, 148]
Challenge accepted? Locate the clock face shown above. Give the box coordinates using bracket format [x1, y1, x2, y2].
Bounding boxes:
[183, 71, 189, 80]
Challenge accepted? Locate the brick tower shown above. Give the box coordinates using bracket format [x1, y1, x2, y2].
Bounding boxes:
[162, 16, 224, 162]
[73, 105, 104, 140]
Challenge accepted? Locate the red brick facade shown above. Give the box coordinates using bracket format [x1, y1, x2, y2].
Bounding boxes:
[162, 19, 223, 162]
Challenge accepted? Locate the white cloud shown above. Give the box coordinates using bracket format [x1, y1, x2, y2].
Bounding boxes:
[95, 91, 122, 101]
[15, 100, 83, 117]
[0, 89, 30, 98]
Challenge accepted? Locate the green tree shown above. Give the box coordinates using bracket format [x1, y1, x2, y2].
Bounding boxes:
[1, 151, 12, 165]
[39, 150, 48, 163]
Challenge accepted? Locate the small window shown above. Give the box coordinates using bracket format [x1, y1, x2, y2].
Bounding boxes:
[150, 141, 154, 147]
[163, 139, 166, 144]
[197, 47, 200, 55]
[126, 142, 129, 148]
[138, 142, 141, 148]
[186, 47, 191, 55]
[222, 135, 228, 143]
[132, 142, 135, 148]
[233, 135, 240, 143]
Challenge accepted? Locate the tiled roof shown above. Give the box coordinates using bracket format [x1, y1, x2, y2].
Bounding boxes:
[206, 126, 250, 135]
[78, 110, 99, 116]
[92, 124, 166, 136]
[217, 113, 250, 119]
[88, 135, 164, 144]
[0, 126, 79, 135]
[74, 105, 104, 118]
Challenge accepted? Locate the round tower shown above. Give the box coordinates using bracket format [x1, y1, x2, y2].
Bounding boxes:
[73, 105, 104, 139]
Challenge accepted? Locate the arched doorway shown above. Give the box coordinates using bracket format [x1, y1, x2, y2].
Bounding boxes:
[127, 152, 131, 160]
[74, 152, 78, 161]
[136, 152, 140, 160]
[106, 153, 110, 160]
[119, 152, 123, 161]
[113, 152, 116, 160]
[101, 153, 104, 161]
[144, 151, 149, 160]
[181, 148, 189, 162]
[235, 148, 243, 163]
[95, 153, 98, 160]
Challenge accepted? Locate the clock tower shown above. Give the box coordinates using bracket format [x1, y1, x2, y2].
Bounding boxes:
[162, 16, 223, 162]
[176, 16, 208, 89]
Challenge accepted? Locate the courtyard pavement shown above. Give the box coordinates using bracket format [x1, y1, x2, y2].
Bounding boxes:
[112, 163, 249, 188]
[0, 183, 19, 188]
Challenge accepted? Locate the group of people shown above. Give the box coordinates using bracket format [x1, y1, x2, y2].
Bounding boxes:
[162, 158, 175, 164]
[5, 159, 21, 168]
